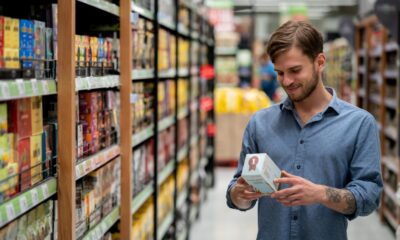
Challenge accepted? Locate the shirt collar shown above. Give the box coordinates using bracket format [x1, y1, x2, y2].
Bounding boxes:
[279, 87, 341, 115]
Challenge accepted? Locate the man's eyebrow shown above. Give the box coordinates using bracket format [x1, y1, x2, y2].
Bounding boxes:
[274, 65, 302, 72]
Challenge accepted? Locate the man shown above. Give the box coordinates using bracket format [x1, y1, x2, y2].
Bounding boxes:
[259, 52, 278, 101]
[226, 20, 382, 240]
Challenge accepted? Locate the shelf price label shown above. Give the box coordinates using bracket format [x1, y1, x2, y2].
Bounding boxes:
[31, 79, 38, 94]
[31, 189, 39, 204]
[16, 79, 25, 96]
[19, 196, 29, 213]
[5, 204, 15, 220]
[41, 184, 49, 198]
[41, 81, 49, 94]
[1, 83, 10, 99]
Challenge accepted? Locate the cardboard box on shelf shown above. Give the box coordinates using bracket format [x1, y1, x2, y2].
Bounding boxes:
[9, 98, 32, 140]
[215, 113, 251, 163]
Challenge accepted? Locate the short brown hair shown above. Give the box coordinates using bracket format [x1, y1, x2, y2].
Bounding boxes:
[266, 21, 323, 63]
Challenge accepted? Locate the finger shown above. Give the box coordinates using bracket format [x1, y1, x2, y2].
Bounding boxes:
[271, 187, 299, 198]
[284, 193, 303, 202]
[273, 177, 298, 185]
[281, 170, 296, 178]
[239, 192, 263, 201]
[237, 177, 247, 184]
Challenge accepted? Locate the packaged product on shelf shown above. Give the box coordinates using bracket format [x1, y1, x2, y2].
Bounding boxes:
[145, 139, 154, 183]
[0, 103, 7, 134]
[17, 137, 31, 191]
[41, 126, 52, 178]
[8, 98, 32, 140]
[45, 27, 53, 78]
[145, 20, 154, 69]
[242, 153, 281, 195]
[0, 17, 4, 68]
[132, 146, 146, 196]
[31, 96, 43, 136]
[4, 17, 20, 69]
[19, 19, 34, 71]
[30, 134, 43, 186]
[0, 133, 18, 201]
[33, 20, 45, 79]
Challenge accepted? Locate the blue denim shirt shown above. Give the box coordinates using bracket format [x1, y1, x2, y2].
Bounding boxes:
[226, 89, 383, 240]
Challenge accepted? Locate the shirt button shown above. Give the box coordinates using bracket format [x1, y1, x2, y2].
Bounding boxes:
[293, 215, 298, 220]
[296, 165, 301, 170]
[300, 140, 304, 144]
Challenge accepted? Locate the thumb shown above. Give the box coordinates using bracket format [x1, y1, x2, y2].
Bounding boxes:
[237, 177, 247, 184]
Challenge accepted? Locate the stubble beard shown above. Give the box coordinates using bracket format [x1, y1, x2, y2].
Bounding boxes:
[288, 68, 319, 102]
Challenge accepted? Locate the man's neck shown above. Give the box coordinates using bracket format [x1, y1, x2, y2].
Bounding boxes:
[293, 82, 332, 122]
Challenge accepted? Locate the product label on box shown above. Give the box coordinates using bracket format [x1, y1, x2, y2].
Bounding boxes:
[242, 153, 281, 194]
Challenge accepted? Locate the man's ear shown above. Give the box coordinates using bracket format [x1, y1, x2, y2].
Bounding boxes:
[316, 53, 326, 72]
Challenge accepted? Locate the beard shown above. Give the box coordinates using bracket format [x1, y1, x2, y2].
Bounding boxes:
[286, 68, 319, 102]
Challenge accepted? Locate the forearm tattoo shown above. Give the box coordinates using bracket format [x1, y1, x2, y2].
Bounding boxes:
[325, 187, 356, 215]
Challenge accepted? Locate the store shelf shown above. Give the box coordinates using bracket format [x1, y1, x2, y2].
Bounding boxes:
[131, 2, 154, 20]
[384, 98, 397, 109]
[385, 42, 399, 52]
[82, 207, 120, 240]
[157, 210, 174, 240]
[384, 126, 398, 141]
[132, 69, 155, 80]
[158, 115, 175, 132]
[215, 47, 237, 56]
[177, 188, 188, 209]
[159, 19, 176, 31]
[132, 182, 154, 215]
[191, 31, 200, 40]
[384, 69, 398, 79]
[190, 134, 199, 147]
[190, 66, 199, 75]
[369, 94, 380, 105]
[369, 46, 382, 57]
[181, 0, 196, 11]
[357, 48, 367, 57]
[132, 125, 154, 147]
[190, 168, 199, 185]
[190, 100, 198, 112]
[177, 227, 188, 240]
[75, 75, 120, 91]
[358, 89, 366, 98]
[0, 178, 57, 228]
[370, 72, 382, 84]
[159, 69, 176, 78]
[178, 25, 190, 37]
[200, 157, 208, 168]
[208, 38, 214, 46]
[189, 204, 199, 224]
[0, 79, 56, 101]
[382, 208, 398, 230]
[358, 66, 367, 75]
[178, 144, 189, 163]
[384, 185, 398, 205]
[178, 107, 189, 120]
[178, 68, 189, 77]
[75, 145, 121, 180]
[77, 0, 119, 16]
[382, 156, 398, 174]
[158, 160, 175, 187]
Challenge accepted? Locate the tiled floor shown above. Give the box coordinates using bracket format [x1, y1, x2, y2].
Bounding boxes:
[191, 167, 395, 240]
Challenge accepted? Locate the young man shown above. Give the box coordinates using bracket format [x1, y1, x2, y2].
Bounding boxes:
[226, 21, 383, 240]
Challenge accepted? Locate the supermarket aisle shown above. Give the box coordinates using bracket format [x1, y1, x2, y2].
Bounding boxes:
[191, 168, 395, 240]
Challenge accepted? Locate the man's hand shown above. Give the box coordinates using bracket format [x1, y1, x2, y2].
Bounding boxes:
[230, 177, 263, 209]
[271, 171, 325, 207]
[271, 171, 356, 215]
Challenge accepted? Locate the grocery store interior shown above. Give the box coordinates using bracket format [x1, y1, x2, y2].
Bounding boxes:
[0, 0, 399, 239]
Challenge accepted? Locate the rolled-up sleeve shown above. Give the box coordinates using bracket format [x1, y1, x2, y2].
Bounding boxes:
[226, 117, 258, 211]
[345, 115, 383, 220]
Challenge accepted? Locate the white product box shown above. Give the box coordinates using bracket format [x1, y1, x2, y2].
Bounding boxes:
[242, 153, 281, 195]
